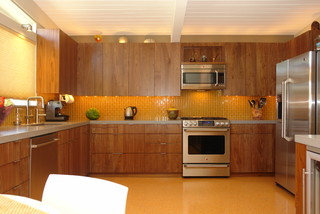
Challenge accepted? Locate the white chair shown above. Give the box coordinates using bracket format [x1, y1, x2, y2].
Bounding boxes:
[41, 174, 128, 214]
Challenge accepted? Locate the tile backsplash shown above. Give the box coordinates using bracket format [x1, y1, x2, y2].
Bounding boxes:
[62, 91, 276, 121]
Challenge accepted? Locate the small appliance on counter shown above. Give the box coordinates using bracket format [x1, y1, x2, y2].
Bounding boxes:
[124, 106, 137, 120]
[45, 100, 69, 121]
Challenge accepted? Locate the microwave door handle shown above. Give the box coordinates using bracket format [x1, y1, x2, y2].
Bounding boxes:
[215, 70, 218, 86]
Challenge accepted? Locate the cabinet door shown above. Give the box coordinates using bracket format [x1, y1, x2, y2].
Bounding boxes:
[230, 124, 275, 173]
[69, 128, 81, 175]
[122, 134, 145, 153]
[90, 154, 124, 173]
[77, 43, 103, 95]
[154, 43, 181, 96]
[59, 30, 78, 94]
[243, 43, 257, 96]
[123, 154, 144, 173]
[295, 143, 306, 214]
[57, 130, 69, 174]
[103, 43, 129, 96]
[79, 125, 89, 176]
[128, 43, 155, 96]
[0, 158, 29, 193]
[36, 29, 60, 93]
[224, 43, 246, 96]
[91, 133, 122, 153]
[144, 154, 182, 173]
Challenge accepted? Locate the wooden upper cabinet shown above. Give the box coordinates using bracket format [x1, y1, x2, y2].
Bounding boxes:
[128, 43, 155, 96]
[103, 43, 129, 96]
[286, 29, 320, 59]
[224, 42, 281, 96]
[37, 29, 77, 94]
[77, 43, 103, 96]
[154, 43, 181, 96]
[223, 43, 246, 96]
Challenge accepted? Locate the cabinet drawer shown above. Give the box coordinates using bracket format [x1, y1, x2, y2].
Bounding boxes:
[0, 157, 29, 193]
[144, 154, 182, 173]
[91, 127, 118, 134]
[145, 134, 181, 144]
[145, 143, 182, 154]
[91, 133, 122, 153]
[0, 139, 30, 166]
[90, 154, 124, 173]
[118, 125, 145, 133]
[230, 124, 275, 134]
[145, 124, 181, 134]
[90, 154, 144, 173]
[4, 181, 29, 197]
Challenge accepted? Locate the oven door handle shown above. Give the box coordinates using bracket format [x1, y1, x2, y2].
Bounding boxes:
[183, 128, 229, 132]
[184, 164, 229, 168]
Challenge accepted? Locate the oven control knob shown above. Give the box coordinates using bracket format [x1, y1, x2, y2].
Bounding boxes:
[192, 121, 197, 127]
[183, 121, 189, 127]
[220, 122, 225, 127]
[215, 121, 220, 127]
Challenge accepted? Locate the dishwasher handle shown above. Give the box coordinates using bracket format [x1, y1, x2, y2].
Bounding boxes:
[31, 138, 59, 149]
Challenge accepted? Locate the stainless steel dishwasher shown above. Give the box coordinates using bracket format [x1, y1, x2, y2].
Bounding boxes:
[30, 132, 59, 200]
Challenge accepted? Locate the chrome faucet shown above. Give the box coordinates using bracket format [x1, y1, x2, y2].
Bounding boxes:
[26, 96, 46, 125]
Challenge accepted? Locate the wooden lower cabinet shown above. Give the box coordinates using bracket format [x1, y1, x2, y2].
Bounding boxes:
[58, 125, 89, 176]
[90, 124, 182, 174]
[295, 143, 306, 214]
[0, 139, 30, 197]
[230, 124, 275, 174]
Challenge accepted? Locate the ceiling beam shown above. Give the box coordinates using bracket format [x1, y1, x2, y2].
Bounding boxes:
[171, 0, 187, 42]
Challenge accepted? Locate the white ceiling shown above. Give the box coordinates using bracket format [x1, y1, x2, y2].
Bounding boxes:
[32, 0, 320, 41]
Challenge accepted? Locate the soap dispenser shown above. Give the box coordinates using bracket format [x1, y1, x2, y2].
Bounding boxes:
[13, 108, 22, 126]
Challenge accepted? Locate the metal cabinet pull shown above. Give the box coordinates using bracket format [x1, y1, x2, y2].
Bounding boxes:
[31, 138, 59, 149]
[303, 168, 311, 214]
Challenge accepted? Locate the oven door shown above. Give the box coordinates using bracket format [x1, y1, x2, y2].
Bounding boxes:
[183, 127, 230, 163]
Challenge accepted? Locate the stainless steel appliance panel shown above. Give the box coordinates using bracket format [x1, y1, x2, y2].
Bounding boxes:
[275, 60, 296, 193]
[287, 51, 315, 138]
[30, 133, 58, 200]
[317, 51, 320, 134]
[181, 64, 226, 90]
[183, 128, 230, 164]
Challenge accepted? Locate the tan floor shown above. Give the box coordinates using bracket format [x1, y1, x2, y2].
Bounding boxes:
[97, 176, 295, 214]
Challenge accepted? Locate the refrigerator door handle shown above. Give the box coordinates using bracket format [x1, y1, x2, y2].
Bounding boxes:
[282, 79, 294, 141]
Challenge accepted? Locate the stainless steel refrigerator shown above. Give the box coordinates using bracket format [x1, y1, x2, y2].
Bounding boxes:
[275, 51, 320, 194]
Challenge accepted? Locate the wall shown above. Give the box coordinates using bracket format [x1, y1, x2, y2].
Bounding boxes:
[61, 91, 276, 121]
[0, 25, 36, 98]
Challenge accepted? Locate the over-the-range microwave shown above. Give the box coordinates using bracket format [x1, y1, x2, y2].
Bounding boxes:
[181, 64, 226, 90]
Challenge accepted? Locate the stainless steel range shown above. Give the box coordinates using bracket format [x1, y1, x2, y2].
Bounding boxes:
[181, 117, 230, 177]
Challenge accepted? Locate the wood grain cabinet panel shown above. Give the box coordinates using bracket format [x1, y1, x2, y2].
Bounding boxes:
[103, 43, 129, 96]
[223, 43, 246, 96]
[154, 43, 181, 96]
[37, 29, 77, 94]
[0, 139, 30, 196]
[77, 43, 103, 95]
[295, 143, 306, 214]
[128, 43, 155, 96]
[58, 126, 89, 176]
[90, 124, 182, 174]
[230, 124, 275, 174]
[286, 29, 320, 59]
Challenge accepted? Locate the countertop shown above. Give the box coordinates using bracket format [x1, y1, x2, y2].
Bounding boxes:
[0, 119, 276, 144]
[295, 135, 320, 149]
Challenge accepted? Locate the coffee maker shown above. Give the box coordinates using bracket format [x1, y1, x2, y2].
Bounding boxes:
[45, 100, 69, 121]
